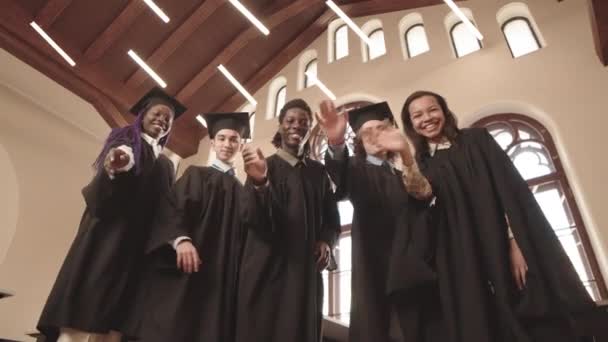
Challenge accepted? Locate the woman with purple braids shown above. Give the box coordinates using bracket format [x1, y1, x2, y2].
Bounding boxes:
[37, 87, 186, 342]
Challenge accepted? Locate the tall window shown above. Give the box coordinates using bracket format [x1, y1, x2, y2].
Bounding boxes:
[274, 86, 286, 117]
[248, 111, 255, 140]
[304, 59, 318, 88]
[309, 101, 370, 162]
[502, 17, 541, 58]
[334, 24, 349, 61]
[311, 101, 372, 325]
[323, 201, 353, 324]
[473, 114, 607, 301]
[240, 102, 256, 140]
[450, 21, 482, 58]
[405, 24, 430, 58]
[367, 29, 386, 61]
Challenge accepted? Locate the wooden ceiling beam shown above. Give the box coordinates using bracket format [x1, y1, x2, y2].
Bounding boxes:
[0, 22, 127, 128]
[213, 0, 454, 113]
[0, 1, 138, 109]
[175, 0, 326, 104]
[588, 0, 608, 66]
[0, 0, 199, 156]
[34, 0, 73, 28]
[84, 0, 147, 61]
[342, 0, 460, 17]
[213, 9, 335, 113]
[125, 0, 225, 88]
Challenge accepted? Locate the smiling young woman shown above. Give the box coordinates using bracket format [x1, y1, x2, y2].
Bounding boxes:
[400, 90, 594, 342]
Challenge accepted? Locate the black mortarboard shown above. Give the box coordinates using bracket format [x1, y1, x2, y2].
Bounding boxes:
[348, 102, 395, 133]
[201, 112, 251, 139]
[129, 87, 187, 119]
[348, 101, 395, 132]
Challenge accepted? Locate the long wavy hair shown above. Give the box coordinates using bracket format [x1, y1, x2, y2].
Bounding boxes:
[400, 90, 460, 162]
[271, 98, 313, 157]
[92, 104, 172, 174]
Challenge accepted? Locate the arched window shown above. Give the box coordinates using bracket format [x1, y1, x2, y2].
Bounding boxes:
[248, 112, 256, 141]
[298, 50, 318, 90]
[240, 102, 256, 140]
[497, 2, 545, 59]
[266, 76, 287, 119]
[304, 59, 318, 88]
[334, 24, 349, 61]
[310, 101, 370, 163]
[473, 114, 607, 301]
[502, 17, 541, 58]
[313, 101, 372, 325]
[274, 86, 287, 117]
[450, 21, 482, 58]
[366, 28, 386, 61]
[405, 24, 430, 58]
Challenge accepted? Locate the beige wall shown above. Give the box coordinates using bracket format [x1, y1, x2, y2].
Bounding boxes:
[212, 0, 608, 283]
[0, 49, 110, 340]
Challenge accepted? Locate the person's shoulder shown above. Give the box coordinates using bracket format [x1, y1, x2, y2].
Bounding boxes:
[460, 127, 487, 138]
[306, 157, 325, 169]
[179, 165, 211, 180]
[458, 127, 490, 144]
[265, 153, 281, 168]
[157, 154, 175, 169]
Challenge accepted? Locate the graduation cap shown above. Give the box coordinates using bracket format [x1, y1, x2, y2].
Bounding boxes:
[348, 101, 396, 133]
[201, 112, 251, 140]
[129, 86, 187, 119]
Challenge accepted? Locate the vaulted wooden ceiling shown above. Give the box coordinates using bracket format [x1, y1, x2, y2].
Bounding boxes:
[0, 0, 473, 157]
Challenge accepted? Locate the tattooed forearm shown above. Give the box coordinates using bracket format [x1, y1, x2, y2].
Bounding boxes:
[399, 148, 433, 200]
[401, 164, 433, 200]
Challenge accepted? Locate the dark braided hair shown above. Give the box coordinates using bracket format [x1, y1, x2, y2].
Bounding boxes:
[271, 98, 313, 157]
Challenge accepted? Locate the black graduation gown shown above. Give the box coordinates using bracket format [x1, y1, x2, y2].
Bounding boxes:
[37, 138, 175, 342]
[235, 154, 341, 342]
[325, 150, 440, 342]
[419, 128, 595, 342]
[133, 166, 245, 342]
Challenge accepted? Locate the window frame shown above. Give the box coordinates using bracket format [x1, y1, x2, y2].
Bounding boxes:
[303, 58, 318, 89]
[450, 20, 482, 58]
[325, 225, 352, 322]
[473, 113, 607, 300]
[334, 24, 349, 61]
[501, 16, 541, 58]
[274, 86, 287, 118]
[366, 28, 386, 61]
[404, 23, 429, 59]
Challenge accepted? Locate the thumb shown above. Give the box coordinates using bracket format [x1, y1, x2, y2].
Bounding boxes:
[256, 148, 265, 160]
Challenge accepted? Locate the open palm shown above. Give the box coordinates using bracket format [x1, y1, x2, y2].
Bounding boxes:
[316, 100, 348, 144]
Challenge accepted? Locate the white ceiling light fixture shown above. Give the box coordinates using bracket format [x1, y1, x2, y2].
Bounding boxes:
[228, 0, 270, 36]
[305, 71, 337, 100]
[443, 0, 483, 40]
[218, 64, 257, 106]
[196, 115, 207, 128]
[127, 49, 167, 88]
[143, 0, 170, 23]
[30, 21, 76, 67]
[325, 0, 372, 46]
